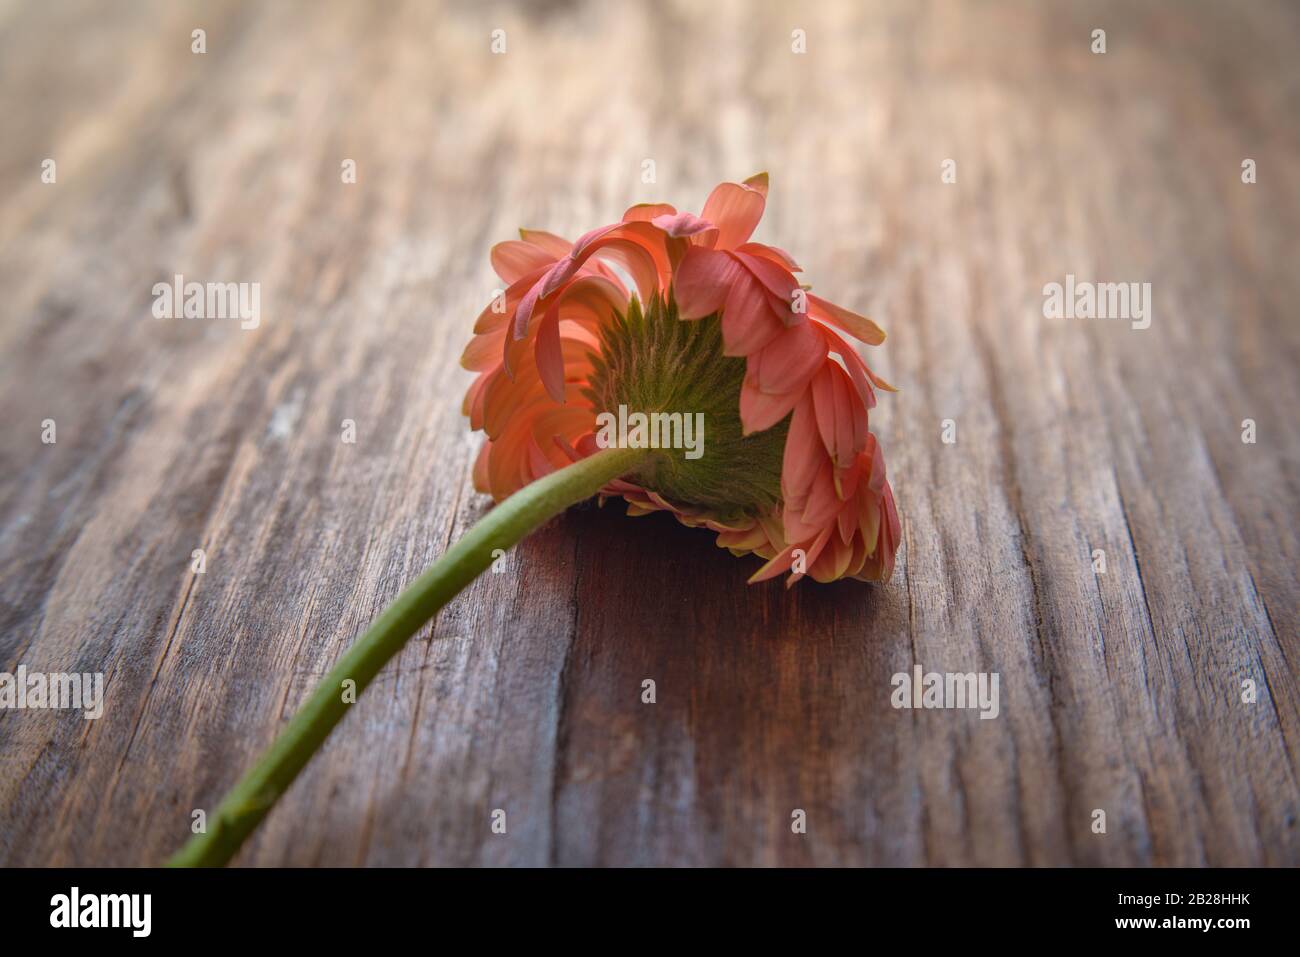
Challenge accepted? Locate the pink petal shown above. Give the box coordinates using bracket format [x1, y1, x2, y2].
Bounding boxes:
[837, 503, 856, 545]
[800, 463, 842, 530]
[810, 366, 838, 458]
[857, 487, 881, 553]
[471, 440, 492, 492]
[848, 374, 870, 453]
[716, 524, 770, 552]
[883, 482, 901, 543]
[739, 375, 801, 434]
[747, 544, 796, 584]
[543, 222, 670, 299]
[525, 435, 554, 478]
[490, 240, 557, 284]
[650, 211, 717, 240]
[735, 251, 798, 299]
[735, 241, 802, 272]
[812, 534, 855, 582]
[587, 238, 664, 302]
[552, 275, 626, 326]
[754, 321, 824, 395]
[517, 229, 573, 258]
[864, 433, 887, 497]
[673, 247, 744, 319]
[721, 273, 782, 356]
[809, 294, 885, 345]
[463, 371, 489, 422]
[781, 395, 824, 502]
[829, 363, 857, 468]
[460, 328, 505, 371]
[701, 180, 766, 249]
[535, 303, 565, 403]
[799, 524, 836, 576]
[553, 434, 583, 462]
[623, 203, 676, 223]
[817, 325, 878, 409]
[510, 275, 547, 342]
[475, 265, 549, 334]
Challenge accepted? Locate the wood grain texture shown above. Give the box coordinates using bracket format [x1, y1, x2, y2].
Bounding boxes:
[1, 0, 1297, 867]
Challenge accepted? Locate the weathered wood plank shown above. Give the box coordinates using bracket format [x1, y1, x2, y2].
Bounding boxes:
[0, 0, 1296, 866]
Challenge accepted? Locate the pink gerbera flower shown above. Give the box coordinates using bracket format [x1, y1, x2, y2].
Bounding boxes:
[173, 173, 904, 867]
[462, 174, 900, 584]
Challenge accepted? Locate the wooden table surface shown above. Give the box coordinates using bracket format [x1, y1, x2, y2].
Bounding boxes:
[1, 0, 1297, 867]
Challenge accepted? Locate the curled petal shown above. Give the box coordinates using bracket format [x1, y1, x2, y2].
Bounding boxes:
[491, 241, 558, 284]
[475, 265, 550, 334]
[535, 301, 564, 403]
[623, 203, 676, 223]
[511, 279, 547, 343]
[701, 180, 767, 249]
[542, 221, 671, 300]
[651, 210, 717, 241]
[518, 229, 573, 258]
[586, 238, 666, 301]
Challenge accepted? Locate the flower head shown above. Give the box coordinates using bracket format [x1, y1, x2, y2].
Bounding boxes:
[461, 175, 900, 585]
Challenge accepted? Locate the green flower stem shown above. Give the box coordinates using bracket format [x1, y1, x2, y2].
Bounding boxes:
[168, 444, 649, 868]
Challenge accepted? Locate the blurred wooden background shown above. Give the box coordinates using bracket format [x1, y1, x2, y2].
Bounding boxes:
[1, 0, 1296, 866]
